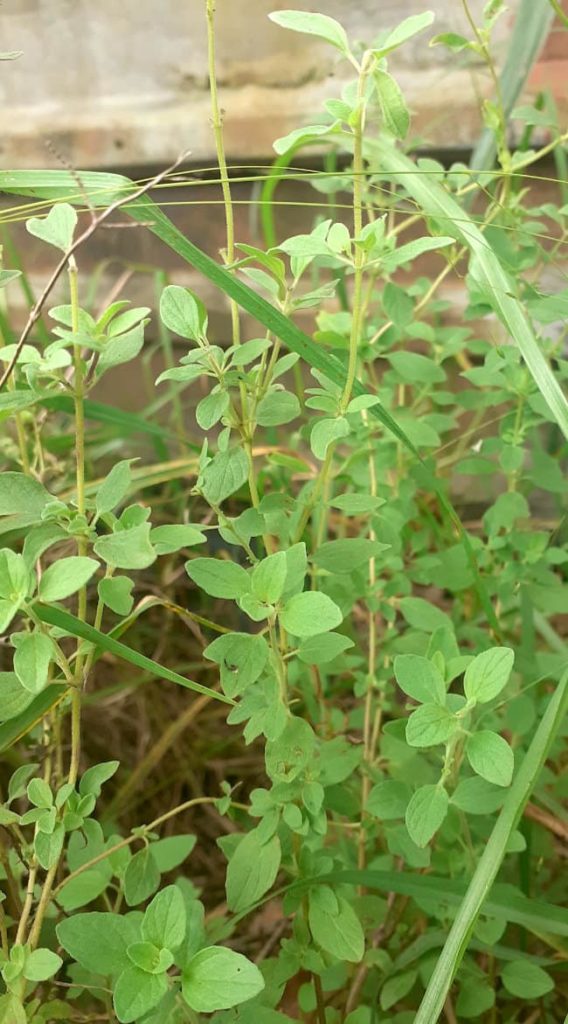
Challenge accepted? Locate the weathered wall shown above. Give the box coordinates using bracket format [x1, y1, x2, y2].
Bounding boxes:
[0, 0, 524, 168]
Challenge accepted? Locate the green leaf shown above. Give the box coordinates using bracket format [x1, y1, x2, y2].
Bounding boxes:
[38, 556, 99, 602]
[380, 969, 417, 1011]
[196, 390, 229, 430]
[394, 654, 446, 705]
[367, 780, 411, 820]
[0, 473, 50, 517]
[94, 523, 156, 570]
[414, 671, 568, 1023]
[150, 524, 206, 555]
[26, 203, 77, 251]
[456, 980, 495, 1017]
[313, 538, 388, 574]
[265, 716, 315, 782]
[385, 351, 446, 384]
[310, 416, 350, 460]
[185, 557, 250, 599]
[35, 822, 64, 869]
[204, 632, 269, 697]
[98, 575, 134, 616]
[374, 69, 410, 139]
[297, 631, 354, 665]
[399, 597, 452, 632]
[27, 778, 53, 808]
[114, 965, 168, 1023]
[79, 760, 119, 797]
[13, 631, 53, 695]
[182, 946, 264, 1012]
[160, 284, 207, 341]
[126, 941, 173, 974]
[268, 10, 350, 56]
[373, 11, 434, 58]
[280, 591, 342, 637]
[142, 885, 186, 951]
[430, 32, 470, 52]
[256, 391, 300, 426]
[0, 667, 33, 724]
[95, 460, 133, 515]
[501, 960, 554, 999]
[405, 785, 449, 847]
[226, 832, 281, 912]
[57, 912, 140, 976]
[201, 447, 249, 504]
[308, 887, 364, 963]
[23, 948, 62, 982]
[252, 551, 287, 604]
[406, 704, 457, 747]
[451, 777, 505, 814]
[464, 647, 514, 704]
[57, 869, 110, 912]
[35, 605, 233, 704]
[466, 731, 514, 787]
[150, 835, 196, 873]
[124, 847, 160, 907]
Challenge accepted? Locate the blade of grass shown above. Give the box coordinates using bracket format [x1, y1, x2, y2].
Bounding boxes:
[469, 0, 555, 174]
[35, 604, 234, 706]
[413, 669, 568, 1022]
[372, 137, 568, 440]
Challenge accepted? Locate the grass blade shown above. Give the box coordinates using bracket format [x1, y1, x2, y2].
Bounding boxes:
[469, 0, 555, 174]
[35, 605, 234, 706]
[414, 669, 568, 1022]
[373, 138, 568, 440]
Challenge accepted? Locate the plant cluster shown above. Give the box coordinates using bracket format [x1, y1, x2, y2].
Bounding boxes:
[0, 3, 566, 1022]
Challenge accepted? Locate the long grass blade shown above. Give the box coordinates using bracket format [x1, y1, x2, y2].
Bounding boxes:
[373, 138, 568, 440]
[469, 0, 555, 174]
[35, 605, 234, 705]
[413, 669, 568, 1022]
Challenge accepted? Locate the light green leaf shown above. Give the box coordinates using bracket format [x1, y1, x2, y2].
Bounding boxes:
[204, 632, 269, 696]
[405, 785, 449, 847]
[0, 473, 50, 517]
[94, 523, 156, 570]
[280, 591, 342, 637]
[310, 416, 350, 460]
[308, 888, 364, 963]
[57, 912, 140, 976]
[182, 946, 264, 1012]
[313, 538, 388, 574]
[367, 780, 411, 820]
[256, 391, 300, 426]
[268, 10, 350, 56]
[201, 447, 249, 504]
[226, 831, 281, 912]
[26, 203, 77, 251]
[142, 885, 186, 951]
[185, 557, 250, 599]
[14, 631, 53, 695]
[385, 351, 445, 384]
[501, 960, 554, 999]
[38, 556, 99, 602]
[150, 524, 206, 555]
[406, 703, 457, 747]
[114, 965, 168, 1023]
[126, 941, 173, 974]
[466, 731, 514, 787]
[23, 948, 62, 982]
[374, 11, 434, 58]
[0, 672, 34, 722]
[383, 235, 454, 272]
[79, 760, 119, 797]
[394, 654, 446, 705]
[464, 647, 514, 704]
[160, 285, 207, 341]
[380, 969, 417, 1011]
[297, 631, 354, 665]
[196, 390, 229, 430]
[150, 834, 196, 872]
[124, 847, 160, 907]
[374, 69, 410, 139]
[98, 575, 134, 616]
[252, 551, 287, 604]
[95, 460, 133, 515]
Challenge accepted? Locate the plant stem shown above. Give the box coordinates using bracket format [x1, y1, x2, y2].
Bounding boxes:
[69, 256, 86, 786]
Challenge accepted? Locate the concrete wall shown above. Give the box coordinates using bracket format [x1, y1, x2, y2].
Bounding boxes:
[0, 0, 523, 168]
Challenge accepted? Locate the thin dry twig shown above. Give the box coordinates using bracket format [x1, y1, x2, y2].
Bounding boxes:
[0, 151, 190, 389]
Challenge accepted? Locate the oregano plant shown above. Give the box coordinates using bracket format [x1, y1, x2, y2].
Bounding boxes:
[0, 2, 567, 1022]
